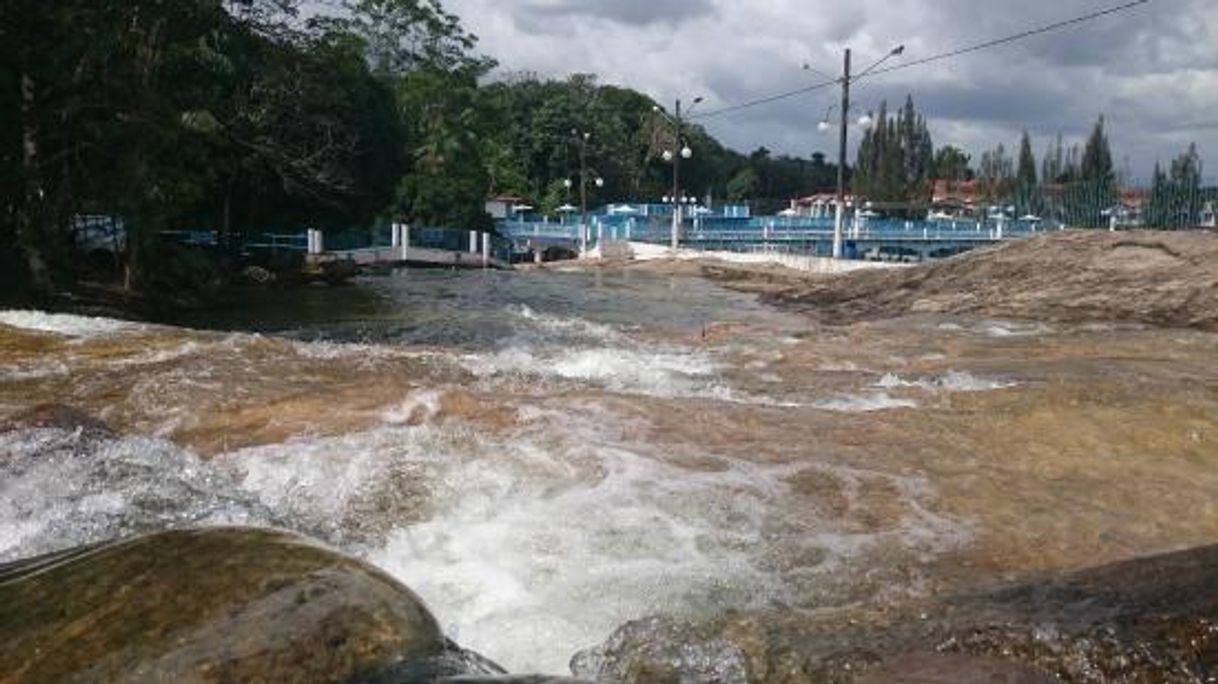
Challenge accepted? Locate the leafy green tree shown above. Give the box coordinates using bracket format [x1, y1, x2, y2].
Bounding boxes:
[726, 167, 760, 201]
[933, 146, 972, 181]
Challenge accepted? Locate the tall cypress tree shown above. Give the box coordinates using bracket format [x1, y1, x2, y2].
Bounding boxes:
[1015, 131, 1040, 217]
[1016, 131, 1037, 187]
[1081, 115, 1114, 182]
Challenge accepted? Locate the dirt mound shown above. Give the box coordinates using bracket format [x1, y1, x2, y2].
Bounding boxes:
[728, 231, 1218, 329]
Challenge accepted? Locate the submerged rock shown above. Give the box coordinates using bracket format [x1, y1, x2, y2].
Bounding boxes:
[0, 527, 484, 682]
[1, 403, 114, 438]
[574, 544, 1218, 682]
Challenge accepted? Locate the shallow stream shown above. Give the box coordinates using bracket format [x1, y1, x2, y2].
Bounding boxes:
[2, 266, 1216, 674]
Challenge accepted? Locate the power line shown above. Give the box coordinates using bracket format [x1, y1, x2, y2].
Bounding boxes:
[692, 78, 838, 120]
[690, 0, 1150, 121]
[860, 0, 1151, 80]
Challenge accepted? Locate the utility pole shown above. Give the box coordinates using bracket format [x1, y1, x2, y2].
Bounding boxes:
[578, 131, 589, 256]
[834, 49, 851, 260]
[671, 98, 683, 253]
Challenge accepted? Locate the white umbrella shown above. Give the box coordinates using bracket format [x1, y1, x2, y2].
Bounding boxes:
[609, 205, 640, 215]
[1019, 214, 1042, 222]
[778, 208, 799, 217]
[555, 204, 578, 213]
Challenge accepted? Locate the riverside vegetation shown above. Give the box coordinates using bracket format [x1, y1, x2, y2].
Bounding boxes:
[6, 1, 1208, 310]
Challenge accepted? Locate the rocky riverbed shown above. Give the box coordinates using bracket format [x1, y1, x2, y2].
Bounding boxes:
[2, 231, 1217, 682]
[700, 230, 1218, 330]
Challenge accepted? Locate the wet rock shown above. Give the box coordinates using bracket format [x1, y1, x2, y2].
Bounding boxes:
[575, 544, 1218, 682]
[0, 527, 457, 682]
[709, 231, 1218, 331]
[853, 653, 1054, 684]
[1, 403, 114, 438]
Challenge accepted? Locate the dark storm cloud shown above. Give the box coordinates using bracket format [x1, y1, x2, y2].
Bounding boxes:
[513, 0, 716, 31]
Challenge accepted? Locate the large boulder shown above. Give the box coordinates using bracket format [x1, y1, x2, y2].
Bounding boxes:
[0, 527, 470, 682]
[573, 544, 1218, 682]
[709, 231, 1218, 330]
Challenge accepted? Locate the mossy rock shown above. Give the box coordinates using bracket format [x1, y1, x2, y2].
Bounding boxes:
[0, 527, 448, 683]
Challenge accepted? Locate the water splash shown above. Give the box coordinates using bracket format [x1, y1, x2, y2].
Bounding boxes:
[0, 310, 146, 338]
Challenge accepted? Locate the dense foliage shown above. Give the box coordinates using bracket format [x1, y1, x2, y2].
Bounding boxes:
[0, 2, 842, 297]
[2, 1, 1210, 299]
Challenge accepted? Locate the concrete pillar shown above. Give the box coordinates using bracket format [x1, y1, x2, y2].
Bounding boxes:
[400, 224, 410, 261]
[469, 230, 478, 254]
[481, 232, 490, 268]
[307, 229, 324, 255]
[391, 223, 402, 248]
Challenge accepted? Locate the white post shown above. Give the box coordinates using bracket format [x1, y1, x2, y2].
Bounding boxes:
[481, 232, 490, 268]
[670, 204, 681, 252]
[400, 224, 410, 261]
[469, 231, 478, 254]
[391, 223, 402, 248]
[307, 229, 324, 255]
[833, 203, 844, 258]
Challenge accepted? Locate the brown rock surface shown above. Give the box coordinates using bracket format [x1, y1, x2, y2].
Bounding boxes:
[574, 544, 1218, 682]
[0, 527, 448, 683]
[707, 231, 1218, 330]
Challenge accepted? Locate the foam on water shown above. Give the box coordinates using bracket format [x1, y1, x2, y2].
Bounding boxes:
[0, 310, 146, 338]
[0, 428, 272, 562]
[458, 306, 737, 401]
[814, 392, 919, 412]
[877, 371, 1016, 392]
[0, 393, 969, 676]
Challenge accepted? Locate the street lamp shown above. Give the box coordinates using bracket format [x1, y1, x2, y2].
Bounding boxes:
[569, 130, 604, 256]
[810, 44, 904, 259]
[654, 96, 703, 252]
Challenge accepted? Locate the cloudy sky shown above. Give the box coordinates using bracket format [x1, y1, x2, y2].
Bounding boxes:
[441, 0, 1217, 182]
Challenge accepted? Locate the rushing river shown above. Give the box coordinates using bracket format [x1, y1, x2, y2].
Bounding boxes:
[3, 265, 1217, 675]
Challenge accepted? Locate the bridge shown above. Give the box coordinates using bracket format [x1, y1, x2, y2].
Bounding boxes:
[500, 205, 1055, 263]
[300, 225, 512, 272]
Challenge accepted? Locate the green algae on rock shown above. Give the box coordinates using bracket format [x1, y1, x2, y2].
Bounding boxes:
[0, 527, 453, 683]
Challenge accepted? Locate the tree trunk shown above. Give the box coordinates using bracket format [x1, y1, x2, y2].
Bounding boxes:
[18, 70, 52, 293]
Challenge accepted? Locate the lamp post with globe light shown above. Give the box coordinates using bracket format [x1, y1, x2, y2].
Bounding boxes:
[653, 97, 703, 252]
[566, 130, 604, 256]
[807, 45, 904, 258]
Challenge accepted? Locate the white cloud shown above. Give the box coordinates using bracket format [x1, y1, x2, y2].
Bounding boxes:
[446, 0, 1218, 181]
